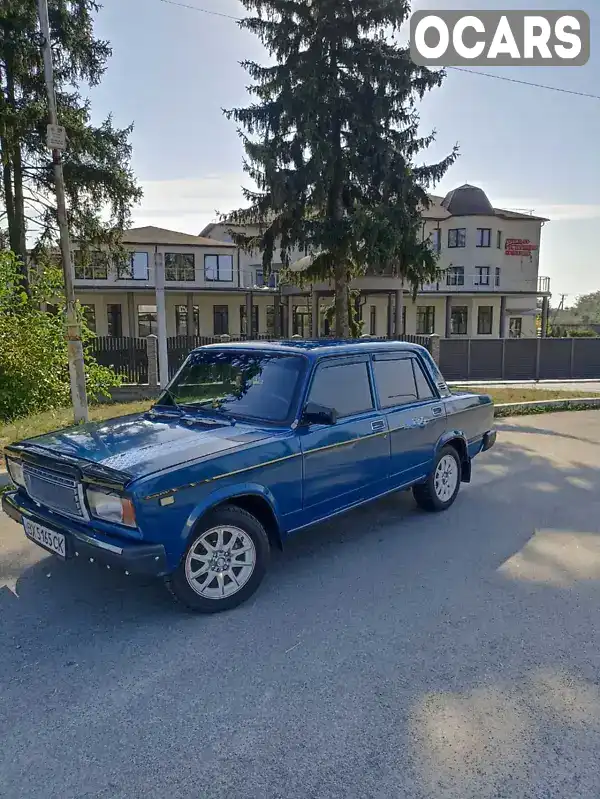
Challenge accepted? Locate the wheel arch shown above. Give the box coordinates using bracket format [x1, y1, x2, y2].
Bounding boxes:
[436, 431, 471, 483]
[184, 483, 284, 552]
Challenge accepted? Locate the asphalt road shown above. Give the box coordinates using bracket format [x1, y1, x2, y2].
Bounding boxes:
[1, 411, 600, 799]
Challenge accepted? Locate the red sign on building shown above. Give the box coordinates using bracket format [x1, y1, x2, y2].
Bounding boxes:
[505, 238, 538, 257]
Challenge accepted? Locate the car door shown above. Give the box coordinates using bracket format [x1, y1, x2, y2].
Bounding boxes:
[371, 352, 446, 486]
[299, 355, 391, 523]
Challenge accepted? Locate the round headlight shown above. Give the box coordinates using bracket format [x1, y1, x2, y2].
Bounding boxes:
[6, 458, 26, 489]
[86, 487, 136, 528]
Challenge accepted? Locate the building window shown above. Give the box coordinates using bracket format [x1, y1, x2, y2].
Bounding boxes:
[369, 305, 377, 336]
[165, 253, 195, 281]
[477, 306, 493, 335]
[430, 229, 441, 253]
[417, 306, 435, 335]
[495, 267, 501, 287]
[293, 305, 311, 338]
[497, 230, 503, 249]
[213, 305, 229, 335]
[255, 269, 279, 289]
[138, 305, 157, 337]
[81, 304, 96, 332]
[450, 306, 468, 335]
[240, 304, 259, 336]
[205, 254, 234, 282]
[117, 251, 149, 280]
[175, 305, 199, 336]
[266, 305, 284, 336]
[475, 266, 490, 286]
[448, 228, 466, 248]
[107, 304, 122, 337]
[509, 317, 523, 339]
[476, 228, 491, 248]
[73, 251, 109, 280]
[446, 266, 465, 286]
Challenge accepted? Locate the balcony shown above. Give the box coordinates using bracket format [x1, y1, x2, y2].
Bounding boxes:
[420, 273, 551, 295]
[241, 270, 280, 290]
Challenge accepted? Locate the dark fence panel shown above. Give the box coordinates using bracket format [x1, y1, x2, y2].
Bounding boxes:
[90, 336, 148, 384]
[573, 339, 600, 379]
[539, 339, 573, 380]
[504, 338, 538, 380]
[439, 339, 469, 380]
[470, 340, 503, 380]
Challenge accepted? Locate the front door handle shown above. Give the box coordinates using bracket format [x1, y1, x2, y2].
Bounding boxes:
[371, 419, 386, 433]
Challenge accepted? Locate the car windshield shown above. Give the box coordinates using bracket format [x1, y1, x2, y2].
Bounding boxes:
[156, 350, 306, 423]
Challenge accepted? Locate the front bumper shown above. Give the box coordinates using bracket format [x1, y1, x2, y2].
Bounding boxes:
[482, 429, 497, 452]
[2, 490, 169, 577]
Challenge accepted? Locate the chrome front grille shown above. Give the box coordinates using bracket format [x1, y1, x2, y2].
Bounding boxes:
[23, 463, 86, 520]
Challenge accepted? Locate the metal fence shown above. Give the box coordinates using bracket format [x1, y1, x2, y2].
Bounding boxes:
[89, 336, 148, 384]
[439, 337, 600, 382]
[90, 334, 433, 384]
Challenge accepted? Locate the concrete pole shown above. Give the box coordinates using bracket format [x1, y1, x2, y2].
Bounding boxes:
[311, 290, 320, 338]
[37, 0, 88, 422]
[445, 295, 452, 338]
[499, 295, 507, 338]
[395, 288, 404, 338]
[541, 296, 550, 338]
[387, 293, 394, 338]
[186, 292, 195, 337]
[246, 291, 254, 339]
[154, 250, 169, 388]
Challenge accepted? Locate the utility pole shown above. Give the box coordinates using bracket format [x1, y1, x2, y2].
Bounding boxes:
[37, 0, 89, 423]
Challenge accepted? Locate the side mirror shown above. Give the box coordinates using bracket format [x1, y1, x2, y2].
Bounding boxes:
[301, 402, 338, 426]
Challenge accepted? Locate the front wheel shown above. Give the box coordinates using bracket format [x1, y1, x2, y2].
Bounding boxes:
[165, 505, 270, 613]
[413, 445, 462, 513]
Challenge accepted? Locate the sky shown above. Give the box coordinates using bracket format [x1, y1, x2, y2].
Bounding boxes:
[88, 0, 599, 304]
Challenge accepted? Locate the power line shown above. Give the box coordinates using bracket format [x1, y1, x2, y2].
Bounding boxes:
[157, 0, 600, 101]
[157, 0, 241, 20]
[447, 66, 600, 101]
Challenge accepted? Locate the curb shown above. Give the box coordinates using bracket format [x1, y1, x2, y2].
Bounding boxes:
[0, 470, 9, 489]
[494, 397, 600, 418]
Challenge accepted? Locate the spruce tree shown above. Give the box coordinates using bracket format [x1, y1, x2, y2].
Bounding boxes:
[226, 0, 458, 337]
[0, 0, 141, 288]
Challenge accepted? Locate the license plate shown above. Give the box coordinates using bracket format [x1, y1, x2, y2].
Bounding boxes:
[23, 518, 67, 559]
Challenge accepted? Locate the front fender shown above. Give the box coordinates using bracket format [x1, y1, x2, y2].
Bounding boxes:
[180, 482, 281, 548]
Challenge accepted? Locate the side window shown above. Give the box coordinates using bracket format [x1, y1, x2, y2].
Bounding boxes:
[373, 359, 418, 408]
[412, 359, 435, 400]
[308, 362, 374, 418]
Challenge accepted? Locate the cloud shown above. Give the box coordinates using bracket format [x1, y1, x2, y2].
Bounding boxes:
[131, 177, 600, 235]
[493, 200, 600, 222]
[132, 174, 248, 234]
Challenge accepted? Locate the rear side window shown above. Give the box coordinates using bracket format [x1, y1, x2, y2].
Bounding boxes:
[308, 361, 374, 418]
[374, 357, 436, 408]
[413, 359, 435, 400]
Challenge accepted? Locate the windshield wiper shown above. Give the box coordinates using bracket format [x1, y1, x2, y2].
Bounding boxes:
[179, 402, 237, 426]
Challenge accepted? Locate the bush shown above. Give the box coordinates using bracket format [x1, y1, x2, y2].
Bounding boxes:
[0, 251, 121, 422]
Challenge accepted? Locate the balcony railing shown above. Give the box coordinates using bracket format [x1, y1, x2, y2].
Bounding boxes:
[420, 274, 551, 294]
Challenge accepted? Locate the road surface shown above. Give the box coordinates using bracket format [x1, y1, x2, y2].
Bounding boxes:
[1, 411, 600, 799]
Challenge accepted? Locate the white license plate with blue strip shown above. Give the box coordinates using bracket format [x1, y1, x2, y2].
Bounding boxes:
[23, 517, 66, 559]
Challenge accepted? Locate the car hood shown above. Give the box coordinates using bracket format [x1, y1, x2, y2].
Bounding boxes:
[13, 412, 277, 480]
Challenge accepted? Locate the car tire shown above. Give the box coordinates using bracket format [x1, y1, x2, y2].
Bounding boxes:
[413, 445, 462, 513]
[165, 504, 271, 613]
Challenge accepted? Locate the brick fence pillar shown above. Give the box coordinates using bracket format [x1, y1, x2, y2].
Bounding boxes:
[429, 333, 441, 365]
[147, 334, 159, 388]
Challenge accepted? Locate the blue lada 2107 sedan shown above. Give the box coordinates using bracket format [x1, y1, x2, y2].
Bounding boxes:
[2, 340, 496, 613]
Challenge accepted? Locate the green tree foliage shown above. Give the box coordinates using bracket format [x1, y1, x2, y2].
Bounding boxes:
[570, 291, 600, 325]
[0, 0, 142, 287]
[225, 0, 457, 336]
[0, 250, 120, 421]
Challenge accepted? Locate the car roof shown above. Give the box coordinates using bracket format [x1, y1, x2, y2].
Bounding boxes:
[193, 339, 427, 360]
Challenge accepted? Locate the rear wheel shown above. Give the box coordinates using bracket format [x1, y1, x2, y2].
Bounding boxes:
[413, 445, 462, 513]
[165, 505, 270, 613]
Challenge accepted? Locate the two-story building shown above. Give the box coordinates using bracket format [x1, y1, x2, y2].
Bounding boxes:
[72, 226, 282, 339]
[71, 184, 550, 341]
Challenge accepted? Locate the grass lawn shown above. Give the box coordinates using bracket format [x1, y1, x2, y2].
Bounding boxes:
[453, 387, 600, 404]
